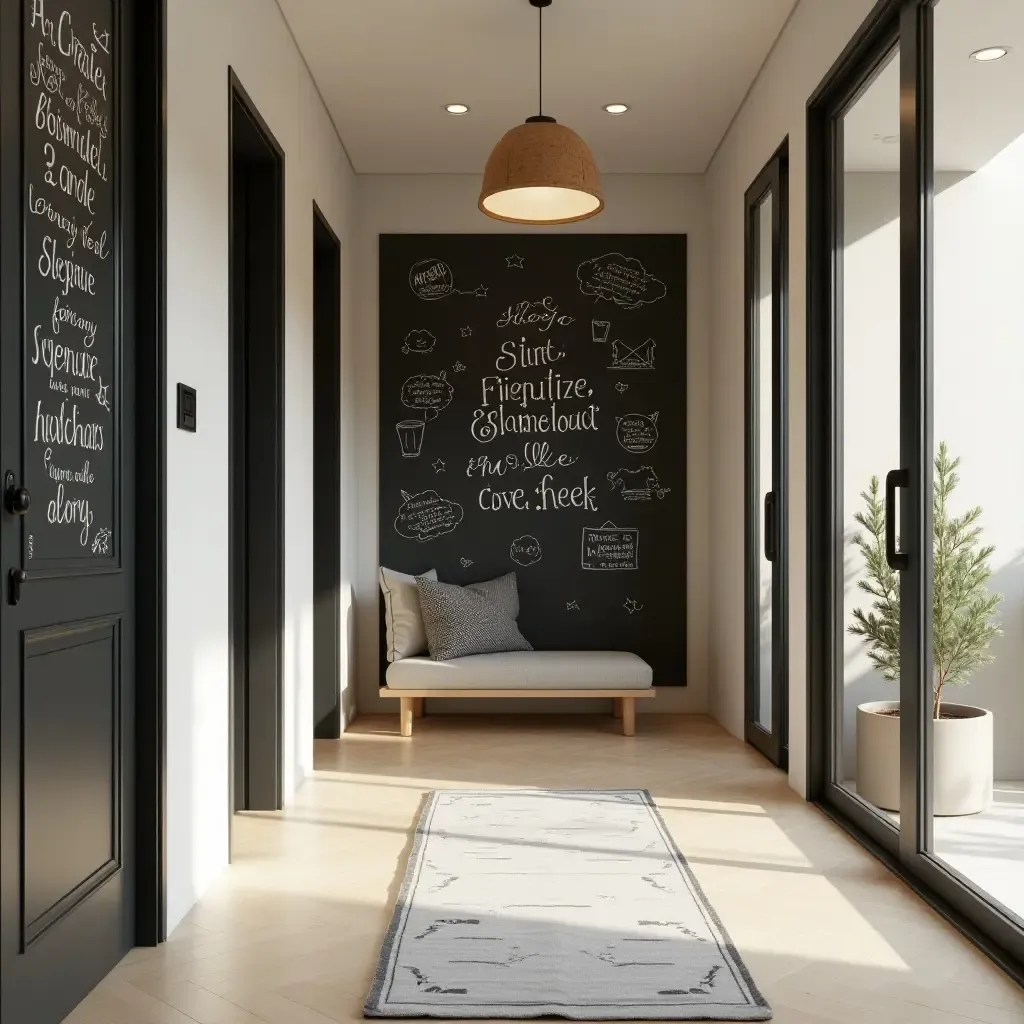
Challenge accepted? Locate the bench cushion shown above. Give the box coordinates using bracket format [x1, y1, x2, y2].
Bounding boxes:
[385, 650, 653, 690]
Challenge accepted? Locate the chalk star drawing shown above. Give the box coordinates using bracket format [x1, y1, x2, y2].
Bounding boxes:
[432, 459, 446, 473]
[460, 557, 474, 568]
[453, 360, 466, 372]
[474, 285, 489, 298]
[506, 254, 524, 269]
[460, 325, 473, 337]
[95, 377, 111, 412]
[623, 598, 644, 614]
[92, 527, 112, 555]
[566, 600, 580, 611]
[615, 382, 629, 393]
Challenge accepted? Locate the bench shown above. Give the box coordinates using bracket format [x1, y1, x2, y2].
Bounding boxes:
[380, 650, 655, 737]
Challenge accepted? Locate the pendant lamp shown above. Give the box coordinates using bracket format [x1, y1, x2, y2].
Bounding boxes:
[479, 0, 604, 224]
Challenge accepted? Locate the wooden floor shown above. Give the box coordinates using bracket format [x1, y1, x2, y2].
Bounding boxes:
[66, 714, 1023, 1023]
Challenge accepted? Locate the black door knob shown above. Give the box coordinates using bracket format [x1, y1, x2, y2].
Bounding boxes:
[6, 484, 31, 515]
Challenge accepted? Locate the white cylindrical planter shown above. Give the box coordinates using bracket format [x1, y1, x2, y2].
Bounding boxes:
[856, 701, 993, 815]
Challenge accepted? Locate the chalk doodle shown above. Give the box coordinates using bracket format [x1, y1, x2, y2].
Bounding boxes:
[460, 557, 474, 568]
[453, 360, 466, 372]
[505, 253, 524, 269]
[591, 318, 611, 344]
[432, 459, 446, 473]
[609, 337, 656, 370]
[460, 325, 473, 337]
[623, 598, 644, 614]
[91, 526, 112, 555]
[607, 466, 670, 501]
[581, 521, 639, 571]
[566, 600, 580, 611]
[577, 253, 667, 310]
[394, 489, 464, 542]
[509, 534, 542, 566]
[402, 328, 436, 355]
[615, 382, 629, 393]
[397, 371, 455, 457]
[615, 411, 659, 454]
[408, 257, 487, 301]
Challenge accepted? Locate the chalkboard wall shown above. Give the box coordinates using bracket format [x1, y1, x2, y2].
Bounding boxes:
[379, 234, 687, 685]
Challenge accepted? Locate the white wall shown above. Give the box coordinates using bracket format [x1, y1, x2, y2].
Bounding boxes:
[705, 0, 877, 796]
[352, 174, 711, 716]
[165, 0, 356, 934]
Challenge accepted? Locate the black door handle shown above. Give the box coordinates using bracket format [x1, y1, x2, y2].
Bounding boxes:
[763, 491, 776, 562]
[8, 568, 28, 605]
[4, 472, 31, 516]
[885, 468, 908, 571]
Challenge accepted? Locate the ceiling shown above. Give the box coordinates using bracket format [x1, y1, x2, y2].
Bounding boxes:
[276, 0, 798, 174]
[843, 0, 1024, 172]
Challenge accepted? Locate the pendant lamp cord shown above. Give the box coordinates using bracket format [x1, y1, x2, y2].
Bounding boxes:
[538, 4, 543, 116]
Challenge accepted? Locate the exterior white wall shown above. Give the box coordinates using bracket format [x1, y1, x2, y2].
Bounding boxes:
[842, 165, 1024, 781]
[352, 174, 711, 716]
[165, 0, 356, 933]
[705, 0, 877, 796]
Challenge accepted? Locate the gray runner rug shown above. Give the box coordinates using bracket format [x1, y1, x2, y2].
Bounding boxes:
[365, 790, 771, 1020]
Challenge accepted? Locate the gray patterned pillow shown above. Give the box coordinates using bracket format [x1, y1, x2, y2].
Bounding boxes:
[416, 572, 533, 661]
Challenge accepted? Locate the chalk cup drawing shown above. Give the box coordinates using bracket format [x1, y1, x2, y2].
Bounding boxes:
[408, 257, 487, 301]
[581, 521, 639, 571]
[505, 253, 525, 269]
[623, 598, 644, 615]
[615, 411, 659, 454]
[509, 534, 542, 567]
[609, 337, 656, 370]
[607, 466, 670, 501]
[394, 489, 464, 542]
[397, 371, 454, 457]
[577, 253, 667, 310]
[401, 328, 436, 355]
[591, 318, 611, 344]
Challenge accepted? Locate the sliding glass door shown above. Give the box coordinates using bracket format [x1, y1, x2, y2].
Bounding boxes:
[744, 142, 788, 770]
[809, 0, 1023, 975]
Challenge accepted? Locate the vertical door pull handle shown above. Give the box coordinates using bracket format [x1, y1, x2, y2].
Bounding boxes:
[763, 491, 776, 562]
[885, 468, 909, 571]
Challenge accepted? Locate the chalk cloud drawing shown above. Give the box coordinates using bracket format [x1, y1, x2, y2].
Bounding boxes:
[615, 411, 659, 454]
[432, 459, 446, 473]
[402, 328, 436, 355]
[506, 253, 524, 269]
[581, 521, 639, 571]
[615, 382, 629, 393]
[566, 600, 580, 611]
[397, 371, 455, 457]
[609, 337, 656, 370]
[591, 318, 611, 344]
[460, 557, 474, 568]
[394, 489, 464, 542]
[460, 325, 473, 337]
[408, 257, 487, 301]
[623, 598, 644, 614]
[509, 534, 542, 566]
[577, 253, 667, 310]
[607, 466, 670, 501]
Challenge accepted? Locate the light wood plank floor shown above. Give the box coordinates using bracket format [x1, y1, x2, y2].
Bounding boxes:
[66, 714, 1023, 1023]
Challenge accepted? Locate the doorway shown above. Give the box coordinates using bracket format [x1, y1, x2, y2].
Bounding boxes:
[313, 208, 342, 739]
[744, 140, 789, 770]
[229, 74, 284, 813]
[0, 1, 165, 1020]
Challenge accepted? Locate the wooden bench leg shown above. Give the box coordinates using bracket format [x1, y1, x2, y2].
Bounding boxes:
[400, 697, 414, 737]
[413, 697, 425, 719]
[621, 697, 636, 737]
[612, 697, 622, 719]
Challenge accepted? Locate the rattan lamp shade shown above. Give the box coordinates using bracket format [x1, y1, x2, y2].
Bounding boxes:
[479, 118, 604, 225]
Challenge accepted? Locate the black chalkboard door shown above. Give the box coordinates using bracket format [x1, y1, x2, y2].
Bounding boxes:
[1, 2, 139, 1019]
[379, 234, 687, 684]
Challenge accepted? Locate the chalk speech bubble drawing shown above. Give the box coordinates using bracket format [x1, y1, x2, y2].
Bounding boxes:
[510, 534, 542, 567]
[401, 371, 454, 420]
[408, 258, 487, 301]
[577, 253, 667, 310]
[615, 411, 659, 454]
[402, 328, 436, 355]
[394, 489, 464, 542]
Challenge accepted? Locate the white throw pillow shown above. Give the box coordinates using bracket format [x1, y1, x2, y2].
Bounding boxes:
[379, 566, 437, 662]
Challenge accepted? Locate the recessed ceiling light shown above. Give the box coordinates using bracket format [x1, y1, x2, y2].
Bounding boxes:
[970, 46, 1009, 62]
[603, 103, 629, 115]
[445, 103, 470, 115]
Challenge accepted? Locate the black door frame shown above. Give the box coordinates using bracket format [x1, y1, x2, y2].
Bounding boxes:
[743, 139, 789, 770]
[228, 71, 285, 814]
[313, 205, 342, 739]
[806, 0, 1024, 980]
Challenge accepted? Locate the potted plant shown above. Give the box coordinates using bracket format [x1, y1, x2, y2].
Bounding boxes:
[849, 443, 1003, 815]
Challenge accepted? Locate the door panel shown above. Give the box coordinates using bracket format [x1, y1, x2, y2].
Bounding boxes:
[744, 141, 788, 769]
[2, 1, 138, 1019]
